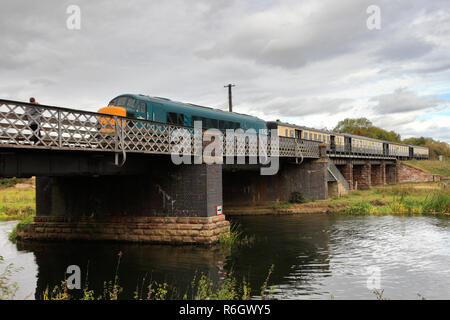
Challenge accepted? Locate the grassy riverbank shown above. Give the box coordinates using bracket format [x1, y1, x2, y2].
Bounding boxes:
[0, 178, 35, 222]
[226, 182, 449, 216]
[328, 182, 449, 215]
[403, 160, 450, 178]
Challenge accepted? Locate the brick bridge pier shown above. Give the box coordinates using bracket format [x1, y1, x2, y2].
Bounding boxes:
[333, 159, 398, 190]
[15, 153, 229, 245]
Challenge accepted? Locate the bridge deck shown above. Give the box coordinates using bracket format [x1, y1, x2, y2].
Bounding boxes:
[0, 99, 398, 162]
[0, 99, 321, 159]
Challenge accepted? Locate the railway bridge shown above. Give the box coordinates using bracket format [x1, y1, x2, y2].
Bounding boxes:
[0, 99, 398, 244]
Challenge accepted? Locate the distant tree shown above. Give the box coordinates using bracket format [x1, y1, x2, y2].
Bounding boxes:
[404, 137, 450, 160]
[334, 118, 372, 133]
[333, 118, 401, 142]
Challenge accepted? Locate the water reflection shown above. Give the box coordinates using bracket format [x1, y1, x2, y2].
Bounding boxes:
[2, 213, 450, 300]
[227, 215, 332, 298]
[17, 241, 228, 300]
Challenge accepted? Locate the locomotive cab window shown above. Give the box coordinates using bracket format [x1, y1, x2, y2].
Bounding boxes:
[116, 97, 127, 107]
[127, 98, 137, 109]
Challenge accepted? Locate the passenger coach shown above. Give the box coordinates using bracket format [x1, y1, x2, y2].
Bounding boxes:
[266, 120, 428, 160]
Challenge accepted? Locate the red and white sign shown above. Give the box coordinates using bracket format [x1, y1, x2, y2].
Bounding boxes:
[216, 205, 223, 216]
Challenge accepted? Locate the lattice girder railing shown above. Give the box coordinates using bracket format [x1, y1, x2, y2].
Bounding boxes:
[0, 99, 320, 159]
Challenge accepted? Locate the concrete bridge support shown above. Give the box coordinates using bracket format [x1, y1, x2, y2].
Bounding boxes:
[20, 162, 229, 245]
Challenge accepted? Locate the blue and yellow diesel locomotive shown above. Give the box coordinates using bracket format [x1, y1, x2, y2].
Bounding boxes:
[98, 94, 267, 131]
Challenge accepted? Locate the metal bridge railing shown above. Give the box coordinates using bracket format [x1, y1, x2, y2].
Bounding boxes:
[0, 99, 321, 159]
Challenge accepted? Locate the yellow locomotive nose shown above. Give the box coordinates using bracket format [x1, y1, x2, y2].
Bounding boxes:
[97, 106, 126, 133]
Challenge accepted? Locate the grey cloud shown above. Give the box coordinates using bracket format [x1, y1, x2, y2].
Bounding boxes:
[255, 96, 350, 117]
[197, 0, 374, 69]
[375, 35, 434, 61]
[412, 62, 450, 74]
[370, 88, 441, 114]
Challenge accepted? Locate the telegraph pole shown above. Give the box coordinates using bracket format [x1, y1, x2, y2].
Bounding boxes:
[224, 84, 235, 112]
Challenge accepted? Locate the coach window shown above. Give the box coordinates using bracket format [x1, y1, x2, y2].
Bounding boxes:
[290, 130, 294, 137]
[314, 133, 317, 140]
[206, 118, 218, 128]
[167, 112, 176, 124]
[177, 113, 184, 126]
[167, 112, 184, 126]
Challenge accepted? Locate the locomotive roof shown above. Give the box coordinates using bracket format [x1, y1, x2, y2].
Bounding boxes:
[121, 94, 266, 123]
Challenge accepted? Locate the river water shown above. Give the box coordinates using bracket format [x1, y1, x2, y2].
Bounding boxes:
[1, 214, 450, 300]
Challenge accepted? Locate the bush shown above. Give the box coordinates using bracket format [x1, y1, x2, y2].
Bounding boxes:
[0, 178, 18, 189]
[289, 192, 307, 204]
[8, 216, 34, 243]
[422, 192, 450, 213]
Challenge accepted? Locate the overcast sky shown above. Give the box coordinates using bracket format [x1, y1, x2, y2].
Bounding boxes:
[1, 0, 449, 142]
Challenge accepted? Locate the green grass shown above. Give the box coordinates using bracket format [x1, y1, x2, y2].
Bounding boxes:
[8, 215, 34, 243]
[403, 160, 450, 177]
[219, 221, 255, 249]
[269, 202, 292, 210]
[333, 183, 450, 215]
[0, 181, 35, 221]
